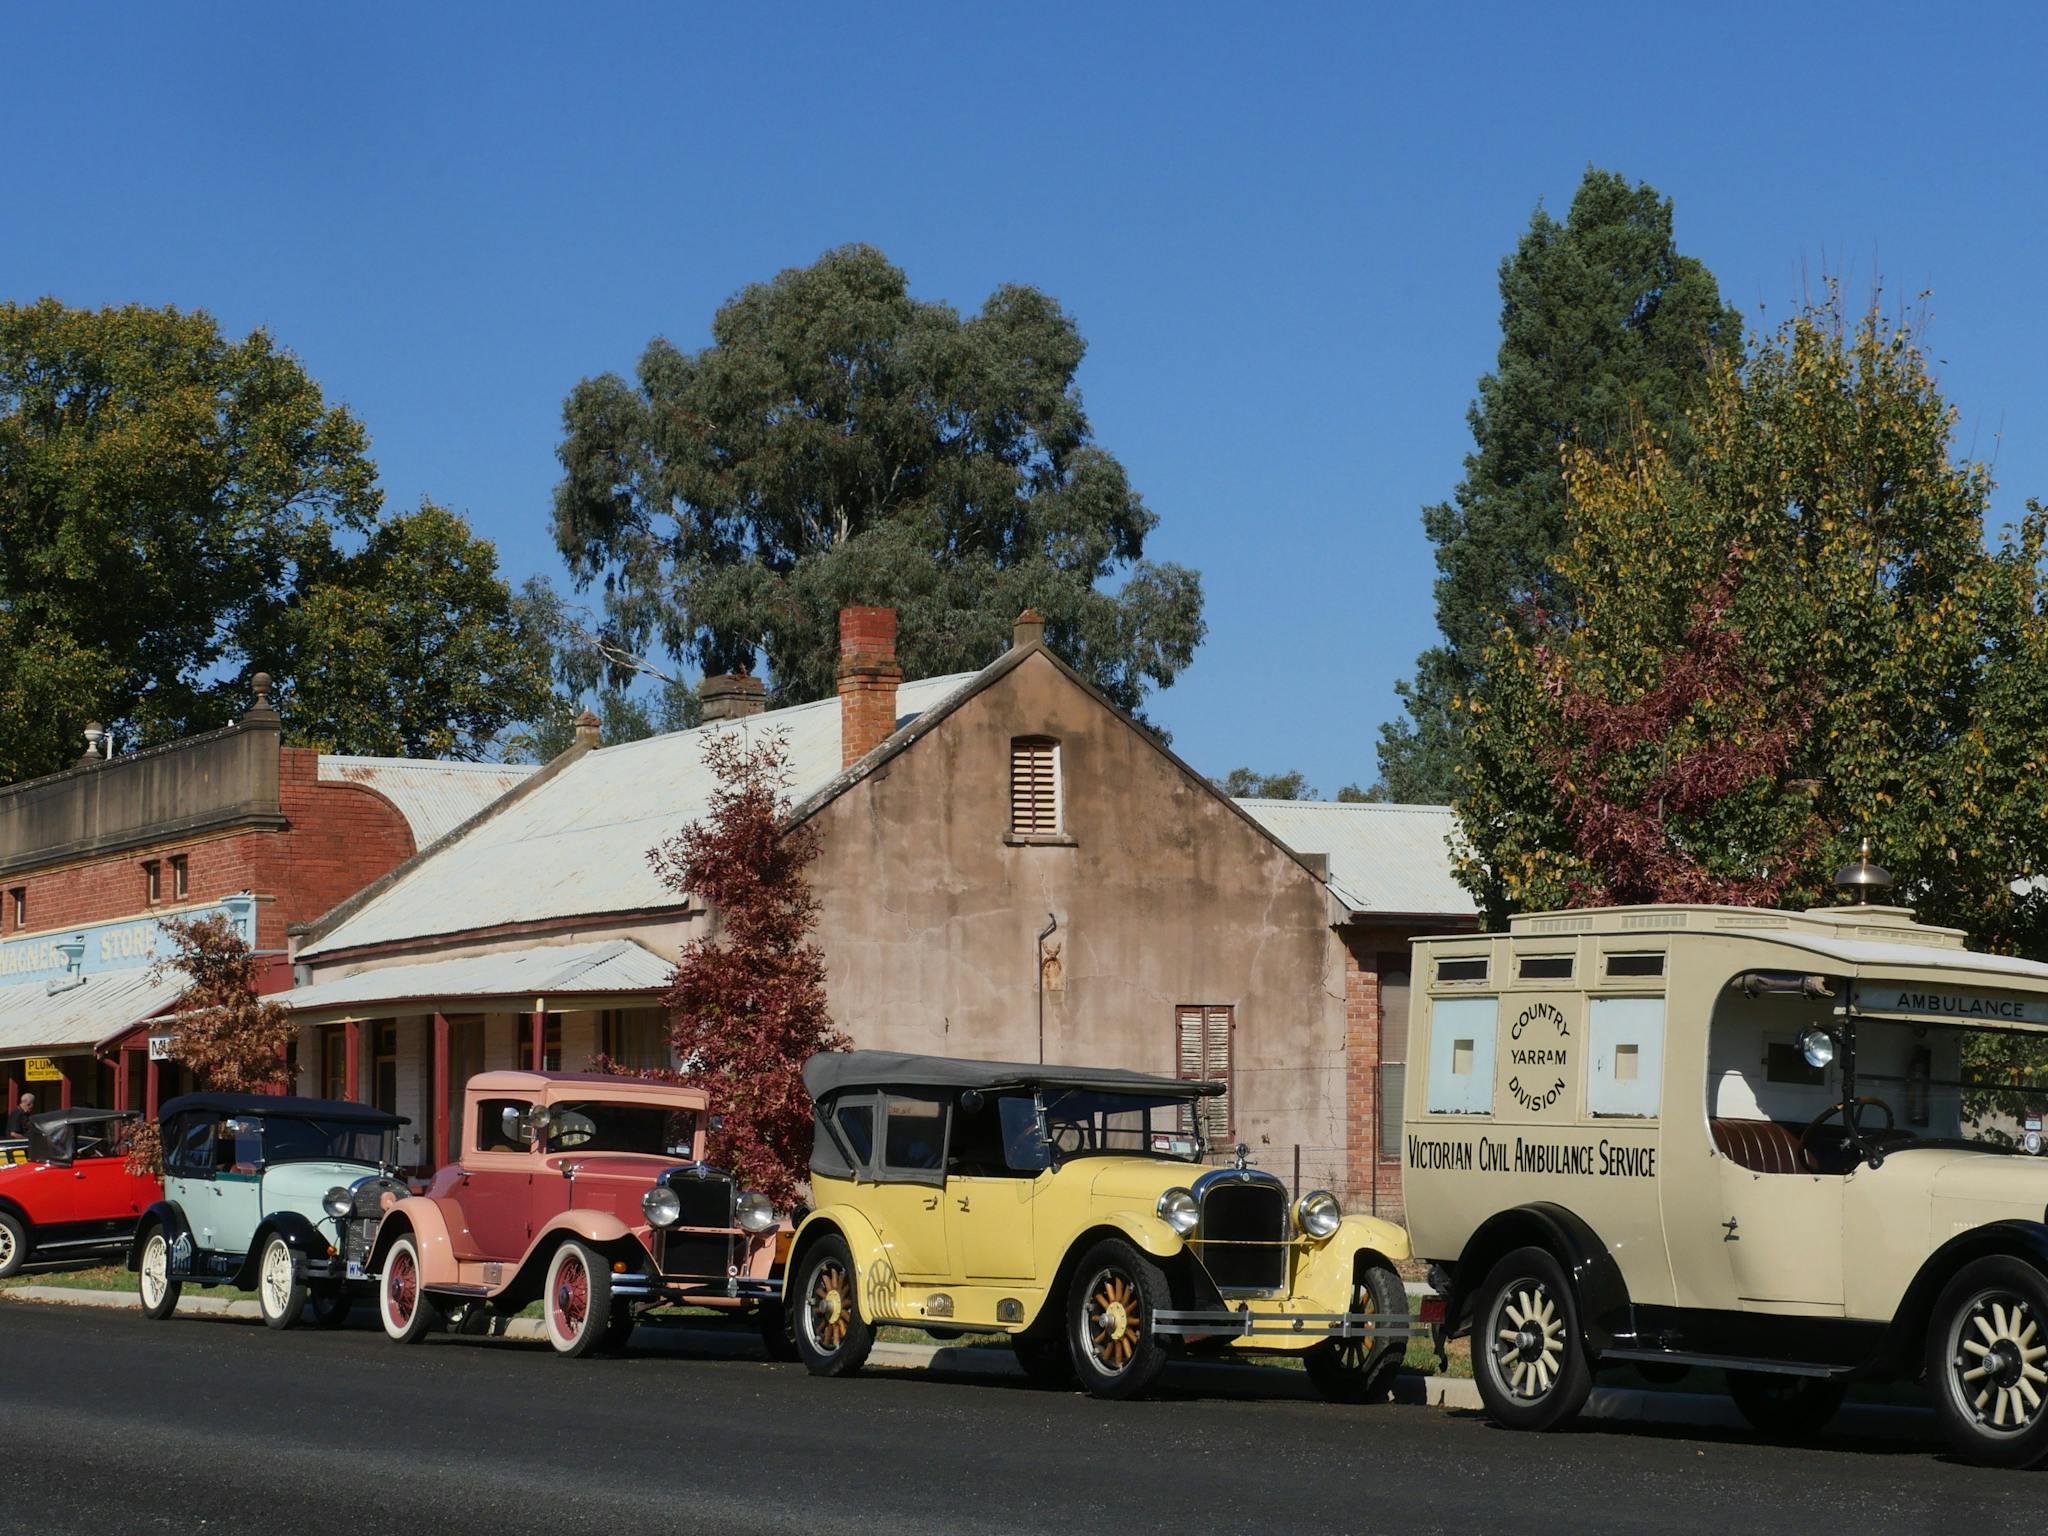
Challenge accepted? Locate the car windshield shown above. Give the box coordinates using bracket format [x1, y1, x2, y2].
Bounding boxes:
[1039, 1089, 1202, 1162]
[1851, 1016, 2048, 1155]
[261, 1117, 393, 1167]
[545, 1101, 698, 1157]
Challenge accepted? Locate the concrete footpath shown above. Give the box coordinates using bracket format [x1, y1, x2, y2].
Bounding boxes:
[1, 1281, 1936, 1438]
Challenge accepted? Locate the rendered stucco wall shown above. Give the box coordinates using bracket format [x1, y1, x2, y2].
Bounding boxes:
[807, 650, 1355, 1195]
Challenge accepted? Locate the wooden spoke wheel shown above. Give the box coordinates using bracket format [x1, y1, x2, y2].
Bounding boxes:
[1929, 1256, 2048, 1467]
[1067, 1238, 1170, 1400]
[1472, 1246, 1591, 1432]
[1304, 1264, 1407, 1404]
[793, 1235, 873, 1377]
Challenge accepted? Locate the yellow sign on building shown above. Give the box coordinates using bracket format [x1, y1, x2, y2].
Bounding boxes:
[23, 1057, 62, 1082]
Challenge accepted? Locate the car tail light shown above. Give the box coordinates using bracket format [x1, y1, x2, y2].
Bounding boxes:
[1419, 1296, 1447, 1324]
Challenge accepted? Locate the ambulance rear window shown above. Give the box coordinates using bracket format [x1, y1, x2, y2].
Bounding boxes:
[1606, 953, 1665, 978]
[1437, 957, 1489, 983]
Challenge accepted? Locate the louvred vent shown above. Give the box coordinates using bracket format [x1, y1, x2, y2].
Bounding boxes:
[1177, 1005, 1232, 1144]
[1010, 738, 1060, 835]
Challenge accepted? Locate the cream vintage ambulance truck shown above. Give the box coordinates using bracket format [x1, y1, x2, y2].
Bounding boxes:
[1405, 862, 2048, 1467]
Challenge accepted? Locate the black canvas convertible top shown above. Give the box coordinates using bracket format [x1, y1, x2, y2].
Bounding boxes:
[802, 1050, 1221, 1101]
[158, 1092, 406, 1127]
[27, 1107, 134, 1163]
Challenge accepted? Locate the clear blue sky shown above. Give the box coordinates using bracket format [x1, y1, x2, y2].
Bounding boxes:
[5, 2, 2045, 793]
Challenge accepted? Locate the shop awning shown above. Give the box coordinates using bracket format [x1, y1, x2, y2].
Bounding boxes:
[0, 968, 188, 1058]
[279, 939, 674, 1020]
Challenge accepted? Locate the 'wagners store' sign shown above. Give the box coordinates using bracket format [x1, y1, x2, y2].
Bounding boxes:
[1851, 983, 2048, 1026]
[0, 897, 255, 984]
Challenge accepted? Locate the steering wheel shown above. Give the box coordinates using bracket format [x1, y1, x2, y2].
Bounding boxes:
[1800, 1096, 1896, 1172]
[1049, 1122, 1085, 1155]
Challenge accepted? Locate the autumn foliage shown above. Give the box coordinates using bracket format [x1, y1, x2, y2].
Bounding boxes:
[128, 913, 295, 1173]
[643, 728, 848, 1205]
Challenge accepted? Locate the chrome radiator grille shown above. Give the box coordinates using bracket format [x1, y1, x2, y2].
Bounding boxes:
[1195, 1178, 1287, 1292]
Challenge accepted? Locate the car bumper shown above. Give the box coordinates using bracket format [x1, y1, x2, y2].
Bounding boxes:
[1152, 1307, 1426, 1341]
[632, 1274, 781, 1304]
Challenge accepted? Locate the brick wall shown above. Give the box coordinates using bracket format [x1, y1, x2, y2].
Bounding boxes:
[0, 747, 416, 950]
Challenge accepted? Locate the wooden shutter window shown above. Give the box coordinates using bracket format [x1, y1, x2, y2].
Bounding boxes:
[1009, 737, 1061, 836]
[1176, 1004, 1233, 1145]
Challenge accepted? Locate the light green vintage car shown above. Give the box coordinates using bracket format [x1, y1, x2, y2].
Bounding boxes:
[128, 1091, 408, 1329]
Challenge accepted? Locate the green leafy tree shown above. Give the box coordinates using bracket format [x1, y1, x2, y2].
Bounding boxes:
[1216, 767, 1315, 799]
[283, 501, 550, 759]
[503, 576, 698, 761]
[0, 299, 544, 776]
[552, 245, 1204, 721]
[1335, 783, 1380, 803]
[1378, 170, 1741, 803]
[1458, 289, 2048, 964]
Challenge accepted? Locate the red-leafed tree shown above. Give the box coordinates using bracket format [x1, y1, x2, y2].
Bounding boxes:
[1534, 564, 1822, 907]
[644, 728, 848, 1205]
[129, 913, 295, 1172]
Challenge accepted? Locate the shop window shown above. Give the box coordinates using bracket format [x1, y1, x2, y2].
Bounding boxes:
[1009, 737, 1062, 837]
[1176, 1004, 1233, 1144]
[373, 1022, 398, 1114]
[1587, 997, 1664, 1118]
[518, 1014, 563, 1071]
[319, 1027, 348, 1100]
[1426, 996, 1498, 1114]
[142, 860, 161, 905]
[1378, 965, 1410, 1159]
[8, 888, 22, 930]
[603, 1008, 670, 1070]
[170, 855, 188, 901]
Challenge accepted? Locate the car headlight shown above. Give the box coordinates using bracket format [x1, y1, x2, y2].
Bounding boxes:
[1156, 1187, 1199, 1236]
[736, 1191, 777, 1234]
[1294, 1189, 1342, 1239]
[323, 1187, 354, 1221]
[642, 1185, 682, 1229]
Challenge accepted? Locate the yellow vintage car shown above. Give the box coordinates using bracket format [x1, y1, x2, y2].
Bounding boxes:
[784, 1050, 1422, 1400]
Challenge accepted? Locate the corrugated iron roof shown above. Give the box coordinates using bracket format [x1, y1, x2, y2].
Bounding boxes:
[0, 967, 186, 1056]
[316, 755, 537, 849]
[301, 674, 979, 958]
[280, 939, 673, 1017]
[1232, 799, 1477, 919]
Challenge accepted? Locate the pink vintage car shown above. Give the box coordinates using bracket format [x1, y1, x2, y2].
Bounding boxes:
[366, 1071, 788, 1357]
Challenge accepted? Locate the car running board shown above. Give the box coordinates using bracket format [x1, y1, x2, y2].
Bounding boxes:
[1153, 1308, 1428, 1340]
[1598, 1346, 1854, 1379]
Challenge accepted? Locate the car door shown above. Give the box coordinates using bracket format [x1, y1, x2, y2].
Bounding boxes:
[943, 1093, 1039, 1282]
[72, 1133, 147, 1238]
[210, 1117, 267, 1260]
[861, 1093, 952, 1283]
[454, 1096, 540, 1261]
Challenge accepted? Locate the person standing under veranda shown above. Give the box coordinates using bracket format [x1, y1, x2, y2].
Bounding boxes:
[5, 1091, 34, 1137]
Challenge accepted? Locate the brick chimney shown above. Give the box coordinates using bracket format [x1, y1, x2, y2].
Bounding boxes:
[1012, 608, 1046, 651]
[700, 672, 767, 721]
[837, 606, 901, 768]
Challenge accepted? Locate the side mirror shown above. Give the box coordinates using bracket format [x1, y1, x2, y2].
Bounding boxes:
[709, 1114, 724, 1132]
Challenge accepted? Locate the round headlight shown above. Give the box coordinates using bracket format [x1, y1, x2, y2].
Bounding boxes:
[1797, 1026, 1836, 1070]
[736, 1191, 777, 1234]
[642, 1185, 682, 1229]
[1156, 1187, 1199, 1236]
[1294, 1189, 1342, 1239]
[322, 1187, 354, 1221]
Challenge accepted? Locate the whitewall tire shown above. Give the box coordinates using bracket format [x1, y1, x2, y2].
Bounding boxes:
[258, 1235, 307, 1330]
[137, 1228, 180, 1320]
[379, 1233, 440, 1344]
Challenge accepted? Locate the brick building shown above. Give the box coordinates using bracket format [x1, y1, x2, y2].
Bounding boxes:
[284, 610, 1475, 1210]
[0, 676, 532, 1119]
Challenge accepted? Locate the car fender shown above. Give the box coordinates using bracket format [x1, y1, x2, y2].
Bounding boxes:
[127, 1200, 193, 1272]
[1292, 1213, 1412, 1310]
[370, 1195, 460, 1287]
[783, 1205, 891, 1313]
[234, 1211, 334, 1289]
[1881, 1218, 2048, 1373]
[1450, 1202, 1631, 1347]
[1091, 1209, 1186, 1260]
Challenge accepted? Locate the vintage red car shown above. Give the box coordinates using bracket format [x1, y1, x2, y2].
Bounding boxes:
[366, 1071, 789, 1356]
[0, 1108, 160, 1278]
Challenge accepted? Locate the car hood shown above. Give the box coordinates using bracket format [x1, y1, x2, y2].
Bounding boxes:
[1082, 1158, 1208, 1202]
[262, 1161, 386, 1215]
[1917, 1150, 2048, 1210]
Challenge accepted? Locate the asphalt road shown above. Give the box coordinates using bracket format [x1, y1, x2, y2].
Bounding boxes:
[0, 1300, 2040, 1536]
